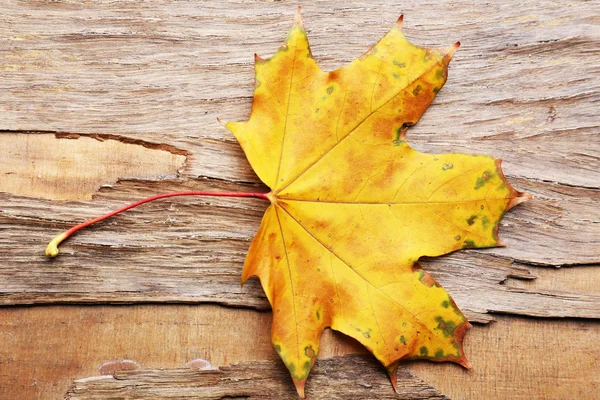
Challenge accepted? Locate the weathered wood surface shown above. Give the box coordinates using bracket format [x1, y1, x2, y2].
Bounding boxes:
[1, 177, 599, 322]
[1, 305, 598, 400]
[0, 0, 598, 323]
[64, 355, 447, 400]
[0, 132, 187, 200]
[0, 1, 599, 399]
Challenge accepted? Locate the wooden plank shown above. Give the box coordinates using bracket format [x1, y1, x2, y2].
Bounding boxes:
[0, 2, 598, 399]
[0, 0, 598, 322]
[64, 355, 447, 399]
[0, 305, 598, 400]
[0, 132, 187, 200]
[1, 176, 598, 322]
[0, 0, 597, 187]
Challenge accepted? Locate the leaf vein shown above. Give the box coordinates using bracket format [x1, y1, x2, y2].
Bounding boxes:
[277, 204, 440, 344]
[274, 206, 301, 365]
[275, 59, 446, 194]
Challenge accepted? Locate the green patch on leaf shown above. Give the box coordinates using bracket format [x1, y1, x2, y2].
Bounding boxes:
[305, 346, 316, 358]
[303, 361, 312, 372]
[475, 170, 493, 190]
[393, 127, 408, 146]
[481, 216, 490, 229]
[435, 316, 458, 338]
[463, 239, 476, 248]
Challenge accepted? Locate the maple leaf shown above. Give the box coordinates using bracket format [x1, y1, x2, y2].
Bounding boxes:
[38, 8, 531, 398]
[224, 9, 529, 398]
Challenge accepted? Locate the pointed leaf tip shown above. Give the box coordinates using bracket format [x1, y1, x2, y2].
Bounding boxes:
[233, 11, 528, 393]
[454, 321, 472, 369]
[507, 191, 532, 210]
[293, 6, 303, 28]
[292, 377, 306, 398]
[386, 362, 399, 393]
[495, 158, 532, 210]
[216, 117, 226, 127]
[444, 41, 460, 59]
[254, 53, 264, 63]
[458, 356, 472, 369]
[396, 14, 404, 27]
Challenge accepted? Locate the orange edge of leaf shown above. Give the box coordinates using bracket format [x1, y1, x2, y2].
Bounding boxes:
[396, 14, 404, 27]
[386, 362, 400, 393]
[384, 312, 472, 390]
[293, 6, 303, 28]
[292, 378, 306, 398]
[231, 10, 534, 394]
[493, 158, 532, 246]
[292, 355, 315, 399]
[404, 267, 472, 369]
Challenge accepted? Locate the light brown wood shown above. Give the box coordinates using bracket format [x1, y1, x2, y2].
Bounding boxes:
[0, 1, 598, 318]
[1, 1, 597, 187]
[64, 355, 447, 400]
[0, 1, 598, 399]
[0, 132, 186, 200]
[0, 305, 598, 400]
[0, 1, 600, 322]
[2, 176, 598, 322]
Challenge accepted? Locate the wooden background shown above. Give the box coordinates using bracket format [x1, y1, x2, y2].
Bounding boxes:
[0, 0, 598, 398]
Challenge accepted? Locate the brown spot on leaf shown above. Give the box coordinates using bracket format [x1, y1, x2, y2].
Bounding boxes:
[371, 163, 396, 191]
[328, 70, 341, 82]
[305, 346, 316, 358]
[419, 272, 439, 287]
[411, 263, 423, 273]
[414, 265, 440, 287]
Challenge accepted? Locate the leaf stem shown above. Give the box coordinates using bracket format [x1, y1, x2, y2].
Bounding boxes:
[45, 191, 270, 258]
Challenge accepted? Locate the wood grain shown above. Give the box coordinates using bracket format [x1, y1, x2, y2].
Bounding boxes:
[0, 305, 598, 400]
[0, 1, 598, 399]
[0, 132, 186, 200]
[1, 177, 598, 322]
[1, 1, 598, 318]
[1, 0, 597, 187]
[64, 355, 447, 400]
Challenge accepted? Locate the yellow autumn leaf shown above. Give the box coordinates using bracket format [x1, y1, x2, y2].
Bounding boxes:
[225, 9, 529, 397]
